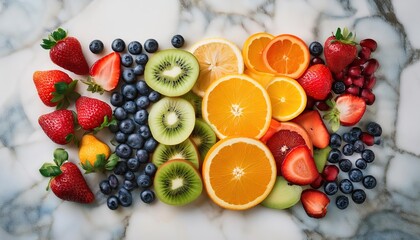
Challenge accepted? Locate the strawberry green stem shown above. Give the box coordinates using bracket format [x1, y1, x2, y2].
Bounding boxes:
[41, 28, 68, 49]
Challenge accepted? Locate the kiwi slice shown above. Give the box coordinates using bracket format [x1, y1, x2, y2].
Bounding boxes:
[144, 49, 199, 97]
[181, 91, 202, 118]
[189, 119, 216, 161]
[261, 176, 303, 210]
[152, 138, 200, 169]
[148, 97, 195, 145]
[154, 159, 203, 206]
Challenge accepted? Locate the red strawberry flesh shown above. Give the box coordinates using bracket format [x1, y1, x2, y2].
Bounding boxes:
[88, 52, 121, 92]
[280, 145, 319, 185]
[301, 189, 330, 218]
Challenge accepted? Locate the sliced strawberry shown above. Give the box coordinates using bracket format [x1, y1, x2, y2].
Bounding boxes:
[292, 110, 330, 148]
[300, 189, 330, 218]
[83, 52, 121, 94]
[323, 94, 366, 131]
[281, 145, 319, 185]
[260, 119, 282, 144]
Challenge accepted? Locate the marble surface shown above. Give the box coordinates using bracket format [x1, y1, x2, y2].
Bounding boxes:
[1, 0, 420, 239]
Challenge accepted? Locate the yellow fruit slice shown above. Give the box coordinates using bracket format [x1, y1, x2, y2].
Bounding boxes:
[242, 32, 274, 73]
[202, 137, 277, 210]
[244, 68, 275, 88]
[189, 38, 244, 97]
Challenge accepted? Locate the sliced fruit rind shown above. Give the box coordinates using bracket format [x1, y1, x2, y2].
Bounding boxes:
[260, 176, 303, 209]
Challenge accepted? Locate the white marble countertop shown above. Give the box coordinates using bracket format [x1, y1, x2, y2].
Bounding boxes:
[1, 0, 420, 239]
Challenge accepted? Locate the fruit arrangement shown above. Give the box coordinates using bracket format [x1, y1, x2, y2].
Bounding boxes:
[34, 27, 382, 219]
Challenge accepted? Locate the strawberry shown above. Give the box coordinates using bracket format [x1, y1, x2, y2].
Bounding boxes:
[300, 189, 330, 218]
[41, 28, 89, 75]
[281, 145, 319, 185]
[33, 70, 80, 109]
[296, 64, 333, 100]
[39, 148, 94, 204]
[323, 94, 366, 131]
[82, 52, 121, 94]
[75, 96, 114, 131]
[38, 109, 75, 145]
[292, 110, 330, 148]
[324, 27, 357, 74]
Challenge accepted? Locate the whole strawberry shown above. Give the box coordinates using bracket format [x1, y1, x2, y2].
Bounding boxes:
[39, 148, 94, 204]
[41, 28, 89, 75]
[33, 70, 80, 109]
[38, 109, 75, 145]
[297, 64, 332, 100]
[76, 96, 114, 131]
[324, 28, 357, 74]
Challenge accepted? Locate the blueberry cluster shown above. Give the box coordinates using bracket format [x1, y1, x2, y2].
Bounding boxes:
[323, 122, 382, 209]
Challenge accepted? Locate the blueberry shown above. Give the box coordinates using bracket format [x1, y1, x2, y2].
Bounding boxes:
[343, 132, 353, 143]
[308, 41, 323, 56]
[127, 157, 140, 171]
[110, 92, 124, 107]
[107, 195, 119, 210]
[114, 107, 127, 120]
[118, 187, 133, 207]
[133, 65, 145, 76]
[128, 41, 142, 55]
[353, 140, 365, 153]
[112, 38, 125, 52]
[122, 68, 136, 83]
[362, 175, 377, 189]
[134, 109, 148, 125]
[366, 122, 382, 137]
[140, 189, 156, 204]
[355, 158, 367, 169]
[114, 161, 128, 175]
[324, 181, 338, 195]
[136, 149, 149, 163]
[361, 149, 375, 163]
[89, 39, 104, 54]
[115, 131, 127, 143]
[138, 125, 151, 139]
[329, 133, 342, 148]
[350, 127, 362, 140]
[348, 168, 363, 182]
[351, 189, 366, 204]
[99, 180, 112, 195]
[137, 174, 152, 188]
[135, 54, 149, 65]
[119, 119, 136, 134]
[121, 53, 134, 67]
[135, 80, 151, 95]
[122, 84, 137, 100]
[171, 34, 185, 48]
[339, 179, 354, 194]
[127, 133, 144, 149]
[144, 162, 157, 177]
[123, 101, 137, 114]
[108, 123, 119, 133]
[327, 148, 341, 163]
[123, 179, 137, 191]
[144, 137, 158, 153]
[148, 91, 161, 102]
[342, 144, 354, 156]
[338, 159, 352, 172]
[144, 39, 159, 53]
[335, 195, 349, 210]
[108, 174, 119, 189]
[115, 144, 132, 159]
[332, 81, 346, 94]
[124, 171, 135, 181]
[135, 96, 150, 109]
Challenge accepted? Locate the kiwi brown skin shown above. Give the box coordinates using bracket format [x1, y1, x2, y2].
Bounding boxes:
[154, 159, 203, 206]
[189, 118, 216, 162]
[152, 138, 200, 169]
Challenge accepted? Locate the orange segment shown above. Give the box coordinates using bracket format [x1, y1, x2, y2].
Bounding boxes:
[262, 34, 310, 79]
[202, 137, 277, 210]
[266, 76, 307, 121]
[242, 32, 274, 73]
[202, 74, 272, 139]
[189, 38, 244, 97]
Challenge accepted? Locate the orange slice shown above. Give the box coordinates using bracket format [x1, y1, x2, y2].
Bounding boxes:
[189, 38, 244, 97]
[266, 76, 307, 121]
[202, 74, 272, 139]
[202, 137, 277, 210]
[242, 32, 274, 73]
[262, 34, 310, 79]
[244, 68, 275, 88]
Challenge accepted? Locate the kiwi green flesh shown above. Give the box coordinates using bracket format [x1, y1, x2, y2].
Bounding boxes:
[145, 49, 199, 97]
[313, 146, 331, 173]
[148, 97, 195, 145]
[261, 176, 302, 209]
[181, 91, 202, 118]
[152, 138, 200, 169]
[189, 119, 216, 161]
[154, 160, 203, 206]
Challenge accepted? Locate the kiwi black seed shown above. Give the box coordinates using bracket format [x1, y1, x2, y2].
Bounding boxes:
[144, 49, 199, 97]
[148, 97, 195, 145]
[189, 119, 216, 161]
[152, 138, 200, 169]
[154, 159, 203, 206]
[181, 91, 202, 118]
